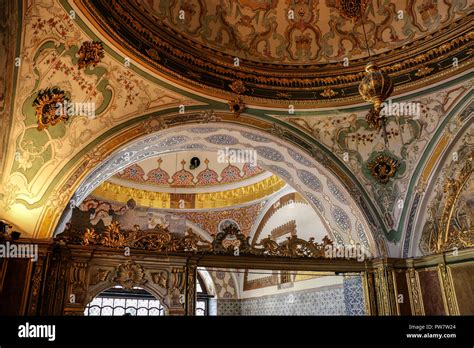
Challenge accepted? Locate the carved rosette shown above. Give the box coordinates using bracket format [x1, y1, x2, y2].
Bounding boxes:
[229, 80, 246, 95]
[336, 0, 368, 20]
[367, 154, 399, 184]
[320, 88, 338, 98]
[113, 261, 147, 290]
[33, 87, 70, 130]
[77, 41, 105, 69]
[228, 97, 246, 117]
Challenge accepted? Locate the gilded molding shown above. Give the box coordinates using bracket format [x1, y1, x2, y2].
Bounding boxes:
[438, 264, 459, 315]
[92, 175, 286, 210]
[407, 267, 424, 315]
[57, 222, 336, 260]
[421, 149, 474, 254]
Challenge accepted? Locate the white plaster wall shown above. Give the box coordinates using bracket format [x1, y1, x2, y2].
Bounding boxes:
[257, 201, 328, 243]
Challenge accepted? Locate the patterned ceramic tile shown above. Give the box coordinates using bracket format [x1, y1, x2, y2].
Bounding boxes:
[343, 275, 367, 316]
[218, 285, 347, 316]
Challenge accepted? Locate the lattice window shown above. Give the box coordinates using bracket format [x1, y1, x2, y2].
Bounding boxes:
[84, 286, 164, 316]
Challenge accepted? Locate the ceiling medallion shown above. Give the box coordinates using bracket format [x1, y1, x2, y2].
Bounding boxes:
[228, 97, 246, 117]
[336, 0, 368, 20]
[77, 41, 105, 70]
[367, 154, 399, 184]
[228, 80, 246, 117]
[33, 87, 70, 130]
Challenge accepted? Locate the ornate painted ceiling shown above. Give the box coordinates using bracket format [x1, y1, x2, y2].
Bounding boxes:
[110, 152, 268, 191]
[75, 0, 473, 105]
[0, 0, 472, 259]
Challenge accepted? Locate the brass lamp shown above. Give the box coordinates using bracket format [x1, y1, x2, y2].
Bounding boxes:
[358, 62, 394, 130]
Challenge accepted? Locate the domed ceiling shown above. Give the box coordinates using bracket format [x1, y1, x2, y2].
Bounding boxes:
[76, 0, 472, 105]
[90, 151, 287, 210]
[109, 151, 268, 191]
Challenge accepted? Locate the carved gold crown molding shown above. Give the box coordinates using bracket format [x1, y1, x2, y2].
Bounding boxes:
[57, 221, 337, 260]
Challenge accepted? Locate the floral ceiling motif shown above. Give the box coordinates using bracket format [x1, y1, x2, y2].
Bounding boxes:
[76, 0, 472, 104]
[0, 0, 470, 262]
[285, 79, 472, 234]
[33, 87, 70, 130]
[0, 0, 197, 233]
[77, 41, 104, 70]
[132, 0, 462, 64]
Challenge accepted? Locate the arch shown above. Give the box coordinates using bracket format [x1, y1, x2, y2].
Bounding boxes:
[399, 97, 473, 257]
[218, 219, 241, 233]
[197, 268, 216, 298]
[405, 117, 473, 257]
[83, 285, 167, 316]
[249, 190, 335, 246]
[84, 282, 169, 314]
[39, 111, 384, 256]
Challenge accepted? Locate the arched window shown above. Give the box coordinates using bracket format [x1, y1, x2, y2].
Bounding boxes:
[84, 286, 165, 316]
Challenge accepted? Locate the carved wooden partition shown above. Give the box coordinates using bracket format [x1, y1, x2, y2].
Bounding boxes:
[0, 238, 472, 316]
[63, 246, 192, 316]
[0, 240, 197, 316]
